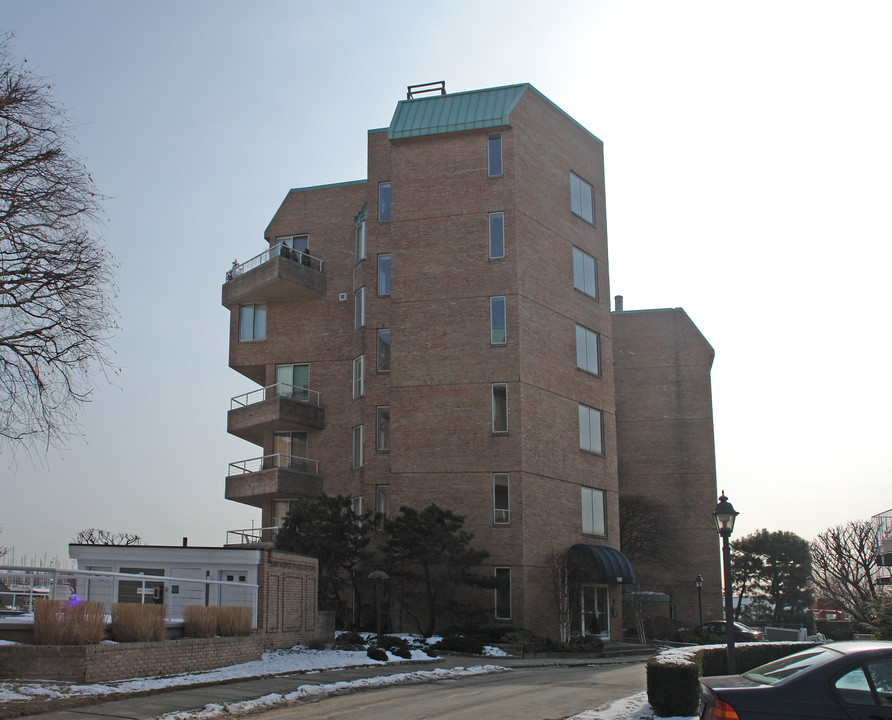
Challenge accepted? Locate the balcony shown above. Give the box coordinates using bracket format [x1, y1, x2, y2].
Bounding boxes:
[222, 244, 325, 307]
[228, 383, 324, 446]
[225, 453, 323, 508]
[225, 526, 280, 547]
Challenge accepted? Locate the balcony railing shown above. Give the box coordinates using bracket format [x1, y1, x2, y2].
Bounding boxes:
[228, 453, 320, 477]
[226, 244, 323, 282]
[230, 382, 321, 410]
[225, 526, 280, 546]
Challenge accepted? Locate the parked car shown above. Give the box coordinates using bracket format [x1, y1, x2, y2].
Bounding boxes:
[700, 641, 892, 719]
[698, 620, 765, 642]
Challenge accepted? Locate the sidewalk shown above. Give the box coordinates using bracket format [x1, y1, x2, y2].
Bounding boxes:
[7, 654, 647, 720]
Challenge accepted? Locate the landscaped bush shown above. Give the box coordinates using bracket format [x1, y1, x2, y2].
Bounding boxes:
[816, 620, 856, 641]
[366, 646, 388, 661]
[335, 630, 366, 647]
[434, 633, 485, 655]
[33, 599, 107, 645]
[373, 634, 412, 658]
[500, 630, 603, 654]
[215, 606, 251, 636]
[183, 605, 216, 638]
[110, 603, 166, 642]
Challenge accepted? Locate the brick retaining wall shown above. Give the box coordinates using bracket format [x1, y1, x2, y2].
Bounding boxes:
[0, 635, 263, 682]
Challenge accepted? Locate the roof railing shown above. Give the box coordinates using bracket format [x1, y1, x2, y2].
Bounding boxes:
[226, 243, 323, 282]
[407, 81, 446, 99]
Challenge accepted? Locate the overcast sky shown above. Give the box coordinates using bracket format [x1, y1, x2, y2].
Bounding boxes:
[1, 0, 889, 566]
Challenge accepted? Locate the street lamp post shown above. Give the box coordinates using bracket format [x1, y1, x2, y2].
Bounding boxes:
[695, 574, 704, 631]
[714, 491, 739, 674]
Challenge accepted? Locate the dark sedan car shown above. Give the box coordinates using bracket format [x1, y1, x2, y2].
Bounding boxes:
[700, 641, 892, 719]
[698, 620, 765, 642]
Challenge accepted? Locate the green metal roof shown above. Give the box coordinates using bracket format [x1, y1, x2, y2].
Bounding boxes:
[388, 83, 530, 140]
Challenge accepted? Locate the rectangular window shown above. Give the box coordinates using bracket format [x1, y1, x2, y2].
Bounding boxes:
[490, 296, 506, 344]
[489, 212, 505, 259]
[581, 487, 606, 535]
[376, 406, 390, 450]
[355, 287, 366, 329]
[492, 383, 508, 433]
[274, 431, 308, 469]
[493, 473, 509, 524]
[570, 172, 594, 223]
[377, 329, 391, 372]
[352, 355, 365, 399]
[352, 496, 363, 517]
[575, 325, 601, 375]
[494, 567, 511, 619]
[272, 499, 299, 529]
[375, 485, 390, 531]
[378, 182, 391, 221]
[578, 404, 604, 454]
[276, 234, 309, 259]
[488, 134, 502, 176]
[275, 363, 310, 401]
[352, 425, 363, 469]
[238, 303, 266, 341]
[354, 221, 367, 263]
[377, 254, 391, 295]
[572, 247, 598, 298]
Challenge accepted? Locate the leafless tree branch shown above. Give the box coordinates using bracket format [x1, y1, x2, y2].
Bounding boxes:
[811, 519, 880, 623]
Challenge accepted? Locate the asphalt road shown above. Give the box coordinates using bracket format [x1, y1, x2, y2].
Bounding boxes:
[250, 662, 646, 720]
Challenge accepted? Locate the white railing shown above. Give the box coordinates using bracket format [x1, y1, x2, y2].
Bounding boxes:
[226, 243, 323, 282]
[0, 565, 258, 626]
[228, 453, 320, 477]
[230, 382, 321, 410]
[225, 527, 280, 546]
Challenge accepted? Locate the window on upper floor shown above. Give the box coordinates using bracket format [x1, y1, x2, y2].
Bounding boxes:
[352, 425, 364, 469]
[352, 355, 365, 399]
[581, 487, 606, 536]
[272, 499, 299, 528]
[377, 329, 391, 372]
[378, 182, 391, 221]
[492, 383, 508, 433]
[276, 234, 309, 259]
[489, 212, 505, 259]
[494, 567, 511, 619]
[490, 296, 506, 344]
[355, 221, 367, 263]
[578, 404, 604, 455]
[276, 363, 310, 401]
[493, 473, 509, 524]
[570, 172, 594, 224]
[575, 325, 601, 376]
[572, 247, 598, 299]
[376, 406, 390, 451]
[488, 134, 503, 176]
[378, 254, 391, 295]
[376, 485, 390, 531]
[273, 430, 308, 469]
[355, 287, 366, 329]
[239, 303, 266, 341]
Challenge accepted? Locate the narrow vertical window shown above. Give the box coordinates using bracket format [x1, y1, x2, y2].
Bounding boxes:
[493, 473, 509, 524]
[570, 172, 594, 223]
[488, 134, 502, 176]
[494, 567, 511, 619]
[352, 496, 363, 518]
[575, 325, 601, 375]
[377, 254, 391, 295]
[375, 485, 390, 531]
[490, 296, 506, 344]
[378, 182, 391, 221]
[377, 329, 391, 372]
[572, 247, 598, 298]
[578, 404, 604, 454]
[354, 221, 367, 262]
[352, 355, 365, 399]
[239, 303, 267, 341]
[352, 425, 364, 469]
[489, 212, 505, 259]
[355, 287, 366, 329]
[581, 487, 606, 535]
[376, 406, 390, 450]
[492, 383, 508, 433]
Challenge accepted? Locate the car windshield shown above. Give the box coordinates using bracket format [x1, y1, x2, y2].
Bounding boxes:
[743, 647, 842, 686]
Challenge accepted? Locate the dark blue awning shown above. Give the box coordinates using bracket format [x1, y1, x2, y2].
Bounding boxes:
[570, 544, 636, 584]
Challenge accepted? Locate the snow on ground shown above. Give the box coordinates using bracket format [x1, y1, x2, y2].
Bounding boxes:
[567, 691, 695, 720]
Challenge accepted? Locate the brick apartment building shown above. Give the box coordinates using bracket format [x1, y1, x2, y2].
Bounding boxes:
[222, 82, 720, 639]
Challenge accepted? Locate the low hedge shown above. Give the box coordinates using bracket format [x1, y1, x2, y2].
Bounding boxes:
[647, 642, 814, 717]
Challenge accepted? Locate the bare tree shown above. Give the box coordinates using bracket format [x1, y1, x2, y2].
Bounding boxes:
[811, 520, 880, 623]
[0, 35, 117, 454]
[73, 528, 142, 546]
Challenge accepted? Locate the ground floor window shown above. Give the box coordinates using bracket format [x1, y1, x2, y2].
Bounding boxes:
[494, 567, 511, 620]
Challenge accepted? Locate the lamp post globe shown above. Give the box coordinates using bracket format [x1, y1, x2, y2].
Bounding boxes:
[714, 491, 738, 674]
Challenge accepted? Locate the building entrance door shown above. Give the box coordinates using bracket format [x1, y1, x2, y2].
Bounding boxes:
[579, 584, 609, 637]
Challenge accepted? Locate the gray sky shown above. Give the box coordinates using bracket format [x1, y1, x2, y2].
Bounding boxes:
[2, 0, 890, 566]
